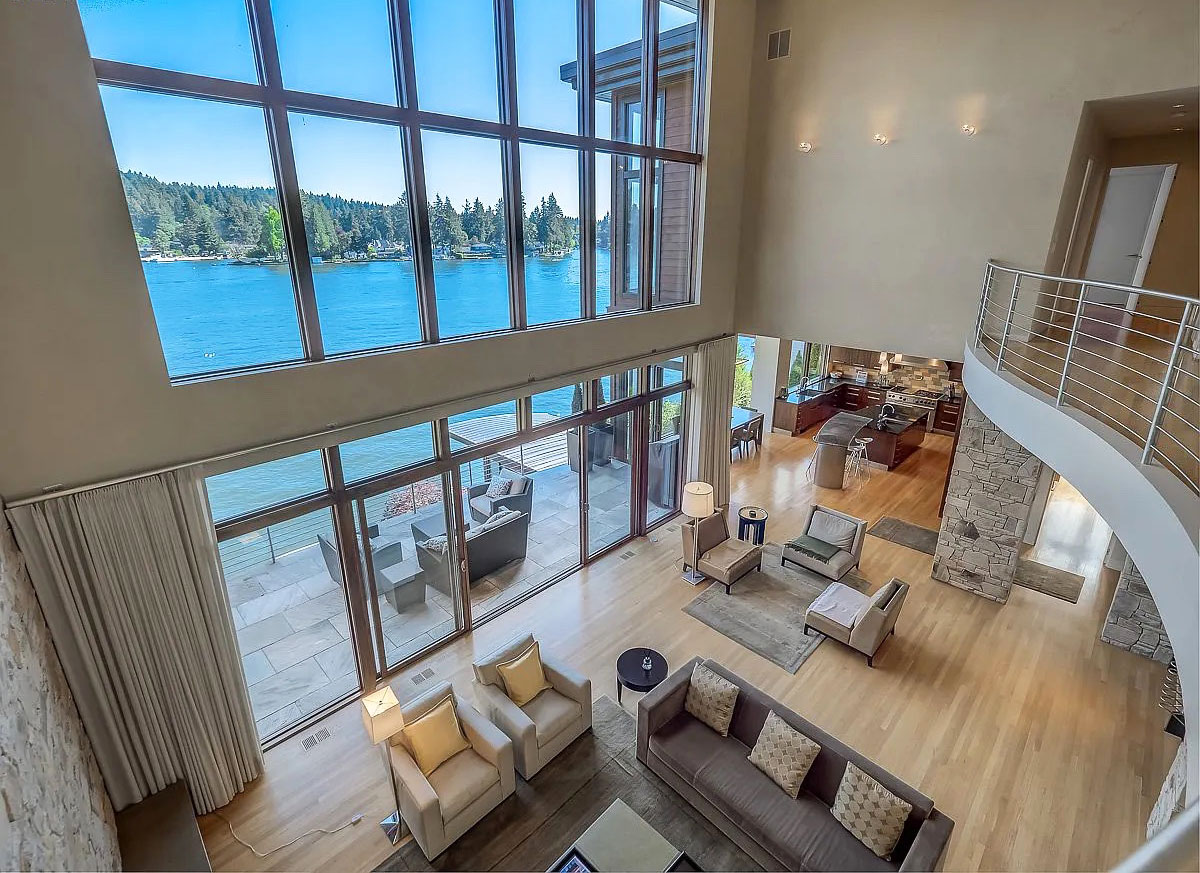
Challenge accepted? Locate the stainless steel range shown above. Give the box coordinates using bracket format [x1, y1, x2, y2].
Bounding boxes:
[884, 389, 943, 430]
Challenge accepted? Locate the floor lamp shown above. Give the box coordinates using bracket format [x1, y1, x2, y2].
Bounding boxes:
[681, 481, 715, 585]
[361, 686, 406, 844]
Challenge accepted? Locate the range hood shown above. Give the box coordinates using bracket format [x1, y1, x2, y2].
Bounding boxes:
[887, 354, 949, 371]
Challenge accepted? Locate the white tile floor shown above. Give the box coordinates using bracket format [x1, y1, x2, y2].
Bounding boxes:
[222, 461, 665, 738]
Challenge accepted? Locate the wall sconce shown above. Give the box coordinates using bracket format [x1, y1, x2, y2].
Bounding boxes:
[873, 133, 889, 145]
[797, 141, 813, 153]
[961, 124, 977, 136]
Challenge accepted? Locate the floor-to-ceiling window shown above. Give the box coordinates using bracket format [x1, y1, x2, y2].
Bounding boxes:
[206, 352, 690, 744]
[77, 0, 704, 380]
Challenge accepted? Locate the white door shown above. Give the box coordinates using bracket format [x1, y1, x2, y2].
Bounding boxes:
[1084, 164, 1176, 307]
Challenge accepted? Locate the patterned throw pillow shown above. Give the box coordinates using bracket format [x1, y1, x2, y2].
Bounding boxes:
[485, 478, 513, 499]
[748, 711, 821, 797]
[421, 535, 447, 554]
[831, 762, 913, 858]
[684, 663, 739, 736]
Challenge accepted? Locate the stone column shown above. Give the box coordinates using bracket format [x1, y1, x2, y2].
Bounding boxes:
[932, 398, 1042, 602]
[1101, 555, 1174, 663]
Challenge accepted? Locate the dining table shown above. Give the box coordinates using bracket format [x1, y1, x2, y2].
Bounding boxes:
[730, 406, 764, 456]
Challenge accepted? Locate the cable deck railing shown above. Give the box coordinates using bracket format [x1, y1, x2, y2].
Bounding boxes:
[973, 260, 1200, 495]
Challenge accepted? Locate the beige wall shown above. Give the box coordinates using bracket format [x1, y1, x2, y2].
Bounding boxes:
[0, 0, 753, 500]
[1107, 132, 1200, 300]
[735, 0, 1200, 361]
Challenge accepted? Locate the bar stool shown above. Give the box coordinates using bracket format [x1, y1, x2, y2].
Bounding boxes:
[846, 437, 872, 486]
[806, 435, 820, 481]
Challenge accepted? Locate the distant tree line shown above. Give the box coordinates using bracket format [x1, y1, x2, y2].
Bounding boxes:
[121, 171, 610, 260]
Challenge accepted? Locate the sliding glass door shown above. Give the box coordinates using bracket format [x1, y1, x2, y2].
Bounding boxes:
[586, 410, 634, 556]
[351, 474, 461, 671]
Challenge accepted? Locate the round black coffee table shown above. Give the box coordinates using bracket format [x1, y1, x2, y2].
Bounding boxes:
[616, 647, 668, 704]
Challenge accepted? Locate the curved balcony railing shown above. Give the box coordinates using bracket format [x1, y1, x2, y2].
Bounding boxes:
[973, 260, 1200, 494]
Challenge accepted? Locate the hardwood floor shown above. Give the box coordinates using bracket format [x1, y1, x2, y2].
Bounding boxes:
[197, 429, 1177, 872]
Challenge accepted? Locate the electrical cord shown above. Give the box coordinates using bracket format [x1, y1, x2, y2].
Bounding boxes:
[213, 811, 365, 858]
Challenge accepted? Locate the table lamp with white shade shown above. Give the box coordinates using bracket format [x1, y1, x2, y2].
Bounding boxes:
[681, 481, 715, 585]
[361, 685, 407, 844]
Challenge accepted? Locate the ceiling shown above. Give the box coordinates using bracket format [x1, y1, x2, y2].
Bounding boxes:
[1088, 87, 1200, 138]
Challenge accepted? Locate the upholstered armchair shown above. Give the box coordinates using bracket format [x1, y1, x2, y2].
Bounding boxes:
[781, 504, 867, 581]
[682, 511, 762, 594]
[804, 577, 909, 666]
[467, 476, 535, 524]
[388, 681, 515, 860]
[471, 634, 592, 779]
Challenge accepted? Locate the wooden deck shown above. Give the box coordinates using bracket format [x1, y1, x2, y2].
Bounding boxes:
[449, 413, 570, 474]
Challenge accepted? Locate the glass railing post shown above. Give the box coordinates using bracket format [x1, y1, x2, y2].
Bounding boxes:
[1142, 302, 1193, 465]
[996, 275, 1021, 372]
[1057, 283, 1087, 407]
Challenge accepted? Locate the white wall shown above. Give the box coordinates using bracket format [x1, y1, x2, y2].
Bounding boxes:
[748, 335, 781, 427]
[0, 0, 755, 501]
[735, 0, 1200, 360]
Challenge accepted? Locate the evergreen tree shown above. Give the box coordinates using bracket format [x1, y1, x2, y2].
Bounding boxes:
[257, 206, 284, 257]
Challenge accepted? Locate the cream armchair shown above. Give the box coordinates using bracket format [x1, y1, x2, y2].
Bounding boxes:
[803, 577, 909, 667]
[472, 634, 592, 779]
[388, 681, 515, 860]
[682, 511, 762, 594]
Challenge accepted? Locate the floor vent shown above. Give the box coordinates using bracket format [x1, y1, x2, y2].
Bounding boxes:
[412, 666, 436, 685]
[767, 28, 791, 60]
[301, 726, 331, 751]
[620, 550, 636, 560]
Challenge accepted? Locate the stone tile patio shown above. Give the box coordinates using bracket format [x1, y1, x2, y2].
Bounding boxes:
[221, 460, 652, 738]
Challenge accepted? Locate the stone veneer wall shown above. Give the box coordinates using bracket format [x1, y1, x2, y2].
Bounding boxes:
[1147, 737, 1188, 839]
[1101, 555, 1174, 664]
[932, 398, 1042, 601]
[0, 508, 121, 871]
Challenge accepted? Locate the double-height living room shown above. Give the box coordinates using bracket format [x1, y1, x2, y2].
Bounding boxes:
[1, 1, 1198, 872]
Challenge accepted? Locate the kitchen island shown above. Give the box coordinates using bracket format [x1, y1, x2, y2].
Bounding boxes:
[812, 405, 928, 487]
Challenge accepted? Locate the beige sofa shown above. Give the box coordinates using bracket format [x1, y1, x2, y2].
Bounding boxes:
[805, 577, 909, 667]
[471, 634, 592, 779]
[682, 511, 763, 594]
[388, 681, 515, 860]
[782, 504, 867, 581]
[637, 657, 953, 871]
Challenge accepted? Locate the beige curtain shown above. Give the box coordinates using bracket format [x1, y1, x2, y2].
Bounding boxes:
[7, 470, 262, 813]
[688, 335, 737, 508]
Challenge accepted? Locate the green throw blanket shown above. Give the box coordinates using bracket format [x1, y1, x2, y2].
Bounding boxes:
[788, 534, 840, 562]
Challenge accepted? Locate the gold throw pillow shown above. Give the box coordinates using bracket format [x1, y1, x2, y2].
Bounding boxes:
[402, 694, 470, 776]
[496, 641, 553, 706]
[748, 710, 822, 798]
[831, 762, 913, 858]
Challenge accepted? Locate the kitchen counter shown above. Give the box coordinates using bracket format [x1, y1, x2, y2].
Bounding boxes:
[813, 405, 927, 471]
[856, 404, 930, 434]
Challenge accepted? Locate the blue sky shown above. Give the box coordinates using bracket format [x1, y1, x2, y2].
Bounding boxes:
[82, 0, 695, 216]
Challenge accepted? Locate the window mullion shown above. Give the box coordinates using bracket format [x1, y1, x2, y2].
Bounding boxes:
[247, 0, 325, 360]
[496, 0, 527, 331]
[579, 0, 597, 320]
[637, 0, 659, 313]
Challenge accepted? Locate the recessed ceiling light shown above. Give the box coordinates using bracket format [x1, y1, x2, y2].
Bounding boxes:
[797, 141, 813, 153]
[873, 133, 889, 145]
[961, 124, 977, 136]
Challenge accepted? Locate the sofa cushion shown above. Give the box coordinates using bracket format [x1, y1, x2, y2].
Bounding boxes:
[748, 710, 822, 798]
[648, 712, 734, 786]
[522, 688, 582, 747]
[470, 495, 494, 517]
[695, 752, 890, 873]
[832, 762, 913, 859]
[809, 582, 871, 629]
[508, 475, 530, 496]
[809, 510, 859, 550]
[485, 478, 513, 498]
[426, 748, 499, 824]
[473, 634, 536, 687]
[684, 663, 738, 736]
[496, 640, 552, 706]
[699, 538, 758, 574]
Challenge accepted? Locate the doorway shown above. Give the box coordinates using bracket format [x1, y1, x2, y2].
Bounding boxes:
[1082, 163, 1176, 337]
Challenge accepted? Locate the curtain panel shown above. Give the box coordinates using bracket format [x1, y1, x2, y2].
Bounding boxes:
[7, 470, 262, 813]
[687, 335, 737, 509]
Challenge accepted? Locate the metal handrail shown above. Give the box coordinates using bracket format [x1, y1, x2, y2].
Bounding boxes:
[974, 260, 1200, 495]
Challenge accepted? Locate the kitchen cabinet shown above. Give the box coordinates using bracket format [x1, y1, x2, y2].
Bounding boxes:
[838, 385, 865, 410]
[775, 388, 841, 435]
[829, 346, 882, 368]
[933, 400, 961, 434]
[864, 387, 888, 406]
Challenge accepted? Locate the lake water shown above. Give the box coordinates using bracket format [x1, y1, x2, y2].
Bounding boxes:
[172, 251, 612, 524]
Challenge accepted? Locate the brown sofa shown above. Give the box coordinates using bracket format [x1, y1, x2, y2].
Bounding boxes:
[637, 658, 953, 871]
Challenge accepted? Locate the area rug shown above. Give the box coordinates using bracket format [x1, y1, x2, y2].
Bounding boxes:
[375, 697, 758, 872]
[1014, 558, 1086, 604]
[867, 516, 938, 555]
[682, 543, 870, 673]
